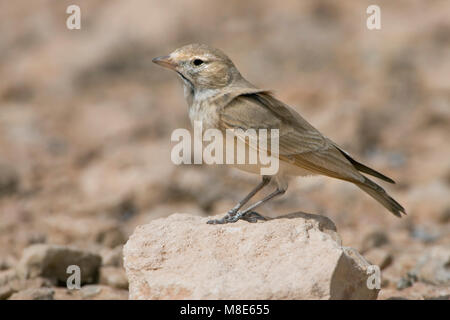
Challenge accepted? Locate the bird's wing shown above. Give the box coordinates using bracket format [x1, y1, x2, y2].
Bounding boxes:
[217, 91, 365, 183]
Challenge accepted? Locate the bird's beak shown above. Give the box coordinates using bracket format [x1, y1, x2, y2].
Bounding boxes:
[152, 55, 177, 70]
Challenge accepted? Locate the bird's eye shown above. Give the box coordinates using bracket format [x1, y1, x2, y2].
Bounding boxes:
[192, 59, 204, 66]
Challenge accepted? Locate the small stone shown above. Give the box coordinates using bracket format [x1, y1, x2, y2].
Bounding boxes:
[415, 246, 450, 286]
[16, 244, 102, 285]
[397, 272, 418, 290]
[52, 287, 82, 300]
[81, 285, 102, 298]
[9, 287, 54, 300]
[80, 285, 128, 300]
[410, 226, 439, 243]
[0, 162, 19, 197]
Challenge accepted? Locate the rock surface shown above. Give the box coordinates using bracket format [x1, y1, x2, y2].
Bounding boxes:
[124, 213, 379, 300]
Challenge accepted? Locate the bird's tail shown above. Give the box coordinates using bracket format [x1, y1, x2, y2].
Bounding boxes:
[356, 177, 406, 217]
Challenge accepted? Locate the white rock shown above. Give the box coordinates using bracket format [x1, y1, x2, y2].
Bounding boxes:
[124, 213, 378, 299]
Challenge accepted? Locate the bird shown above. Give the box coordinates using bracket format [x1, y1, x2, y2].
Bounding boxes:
[152, 43, 406, 224]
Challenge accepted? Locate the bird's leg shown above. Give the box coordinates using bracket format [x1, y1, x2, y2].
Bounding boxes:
[207, 176, 271, 225]
[227, 187, 286, 223]
[227, 176, 272, 216]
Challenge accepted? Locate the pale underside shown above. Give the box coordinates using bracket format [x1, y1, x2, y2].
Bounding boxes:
[188, 86, 366, 189]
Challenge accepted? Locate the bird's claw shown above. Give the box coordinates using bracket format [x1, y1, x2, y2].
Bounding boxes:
[206, 211, 266, 224]
[241, 211, 267, 223]
[206, 215, 230, 224]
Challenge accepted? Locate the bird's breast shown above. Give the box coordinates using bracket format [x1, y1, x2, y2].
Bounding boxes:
[188, 99, 220, 130]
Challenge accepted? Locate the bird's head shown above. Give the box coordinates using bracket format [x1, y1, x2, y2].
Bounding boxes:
[152, 44, 242, 91]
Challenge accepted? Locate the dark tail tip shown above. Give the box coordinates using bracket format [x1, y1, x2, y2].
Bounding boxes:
[358, 177, 406, 218]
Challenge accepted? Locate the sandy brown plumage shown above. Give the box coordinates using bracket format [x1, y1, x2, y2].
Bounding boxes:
[153, 44, 406, 222]
[219, 91, 405, 217]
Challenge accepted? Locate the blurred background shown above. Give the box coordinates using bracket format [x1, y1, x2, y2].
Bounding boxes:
[0, 0, 449, 299]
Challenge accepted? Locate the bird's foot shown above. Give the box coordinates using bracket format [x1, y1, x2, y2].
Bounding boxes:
[226, 210, 266, 223]
[207, 211, 266, 224]
[239, 211, 267, 223]
[206, 208, 237, 224]
[206, 214, 231, 224]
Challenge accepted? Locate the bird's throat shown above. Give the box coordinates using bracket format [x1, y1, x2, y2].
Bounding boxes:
[176, 72, 194, 106]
